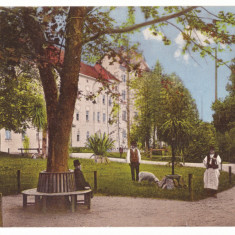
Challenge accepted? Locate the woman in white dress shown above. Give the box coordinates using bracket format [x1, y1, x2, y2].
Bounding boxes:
[203, 146, 221, 198]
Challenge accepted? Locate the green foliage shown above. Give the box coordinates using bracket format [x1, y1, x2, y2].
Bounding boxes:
[157, 74, 199, 152]
[69, 147, 93, 153]
[131, 61, 199, 157]
[30, 97, 47, 131]
[130, 61, 162, 149]
[23, 136, 30, 153]
[212, 59, 235, 162]
[184, 122, 218, 162]
[86, 133, 115, 156]
[0, 70, 42, 132]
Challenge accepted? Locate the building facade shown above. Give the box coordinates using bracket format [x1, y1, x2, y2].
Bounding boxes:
[0, 56, 149, 154]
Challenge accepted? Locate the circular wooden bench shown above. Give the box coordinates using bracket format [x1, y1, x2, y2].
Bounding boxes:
[21, 188, 92, 213]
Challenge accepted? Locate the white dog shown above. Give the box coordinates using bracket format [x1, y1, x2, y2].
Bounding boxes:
[138, 171, 159, 183]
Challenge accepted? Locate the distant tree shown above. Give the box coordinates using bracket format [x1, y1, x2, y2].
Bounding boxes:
[131, 63, 162, 151]
[212, 59, 235, 162]
[0, 67, 41, 132]
[157, 74, 199, 172]
[184, 121, 218, 163]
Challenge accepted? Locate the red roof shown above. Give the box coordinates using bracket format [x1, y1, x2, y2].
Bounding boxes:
[94, 63, 119, 82]
[47, 46, 118, 82]
[80, 62, 100, 78]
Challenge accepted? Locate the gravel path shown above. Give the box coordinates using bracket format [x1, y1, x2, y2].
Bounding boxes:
[2, 186, 235, 227]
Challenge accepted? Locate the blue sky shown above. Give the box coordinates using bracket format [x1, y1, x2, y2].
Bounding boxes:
[110, 6, 235, 123]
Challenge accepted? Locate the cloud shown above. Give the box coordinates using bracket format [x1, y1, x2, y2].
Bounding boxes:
[183, 54, 189, 63]
[174, 48, 181, 58]
[174, 29, 216, 63]
[174, 34, 189, 63]
[142, 27, 163, 41]
[175, 33, 186, 48]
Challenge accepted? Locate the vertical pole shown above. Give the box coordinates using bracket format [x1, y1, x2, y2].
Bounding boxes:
[172, 143, 175, 175]
[229, 166, 232, 184]
[0, 193, 3, 227]
[8, 148, 10, 154]
[17, 170, 21, 194]
[188, 174, 193, 201]
[94, 171, 97, 192]
[71, 195, 75, 213]
[215, 47, 218, 101]
[127, 71, 131, 149]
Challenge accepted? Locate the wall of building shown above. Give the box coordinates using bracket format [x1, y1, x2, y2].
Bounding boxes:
[0, 126, 41, 154]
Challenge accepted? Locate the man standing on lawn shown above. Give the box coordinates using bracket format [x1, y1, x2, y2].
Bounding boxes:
[203, 146, 222, 198]
[126, 141, 141, 181]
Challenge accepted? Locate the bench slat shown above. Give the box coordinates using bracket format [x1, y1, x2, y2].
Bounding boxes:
[22, 188, 91, 196]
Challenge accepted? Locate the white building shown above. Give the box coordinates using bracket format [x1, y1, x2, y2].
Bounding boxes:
[0, 54, 149, 154]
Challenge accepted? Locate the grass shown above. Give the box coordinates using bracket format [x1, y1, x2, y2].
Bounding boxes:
[0, 152, 234, 201]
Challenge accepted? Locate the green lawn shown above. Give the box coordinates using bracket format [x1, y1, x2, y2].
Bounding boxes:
[0, 152, 234, 201]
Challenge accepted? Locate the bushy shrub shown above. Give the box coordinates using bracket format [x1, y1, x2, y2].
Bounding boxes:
[86, 133, 115, 156]
[23, 136, 30, 153]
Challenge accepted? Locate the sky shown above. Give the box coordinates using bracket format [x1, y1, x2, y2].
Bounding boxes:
[1, 0, 234, 123]
[109, 5, 235, 123]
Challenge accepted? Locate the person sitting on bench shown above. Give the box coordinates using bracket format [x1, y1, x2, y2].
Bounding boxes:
[73, 159, 93, 197]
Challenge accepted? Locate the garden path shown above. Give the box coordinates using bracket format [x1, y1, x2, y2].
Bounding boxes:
[2, 186, 235, 227]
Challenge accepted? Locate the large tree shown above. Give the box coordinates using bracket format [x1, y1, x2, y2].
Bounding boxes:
[0, 6, 234, 174]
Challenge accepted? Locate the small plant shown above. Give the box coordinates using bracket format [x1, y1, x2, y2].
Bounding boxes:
[86, 133, 115, 163]
[23, 135, 30, 154]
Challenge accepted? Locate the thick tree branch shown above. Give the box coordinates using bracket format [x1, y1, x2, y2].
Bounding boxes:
[84, 6, 198, 44]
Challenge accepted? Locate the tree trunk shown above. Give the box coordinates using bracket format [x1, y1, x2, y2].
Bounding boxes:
[37, 129, 41, 153]
[42, 127, 47, 158]
[153, 124, 156, 149]
[46, 7, 87, 172]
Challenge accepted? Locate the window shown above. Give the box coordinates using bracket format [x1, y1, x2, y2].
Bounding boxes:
[77, 131, 80, 142]
[22, 130, 26, 140]
[123, 130, 127, 139]
[93, 112, 95, 122]
[122, 74, 126, 82]
[102, 95, 106, 105]
[76, 112, 79, 121]
[122, 111, 127, 121]
[86, 131, 90, 140]
[86, 111, 89, 122]
[109, 97, 112, 106]
[36, 132, 39, 141]
[97, 112, 100, 122]
[5, 130, 11, 140]
[122, 90, 126, 101]
[103, 113, 106, 123]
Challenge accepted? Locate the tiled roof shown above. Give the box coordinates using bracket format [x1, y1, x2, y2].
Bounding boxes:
[79, 62, 100, 78]
[47, 46, 119, 82]
[94, 63, 119, 82]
